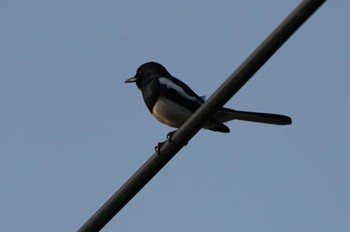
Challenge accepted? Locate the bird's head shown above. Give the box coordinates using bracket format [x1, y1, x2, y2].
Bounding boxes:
[125, 62, 171, 89]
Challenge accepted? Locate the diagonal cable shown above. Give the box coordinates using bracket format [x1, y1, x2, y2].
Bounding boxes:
[78, 1, 326, 231]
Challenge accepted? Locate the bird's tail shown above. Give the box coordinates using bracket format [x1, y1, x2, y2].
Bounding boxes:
[216, 107, 292, 125]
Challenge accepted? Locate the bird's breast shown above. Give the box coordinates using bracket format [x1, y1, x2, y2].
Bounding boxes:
[152, 96, 193, 128]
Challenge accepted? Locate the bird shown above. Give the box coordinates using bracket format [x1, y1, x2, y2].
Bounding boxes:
[125, 62, 291, 133]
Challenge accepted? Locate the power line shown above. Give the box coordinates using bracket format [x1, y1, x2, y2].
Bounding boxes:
[77, 1, 326, 231]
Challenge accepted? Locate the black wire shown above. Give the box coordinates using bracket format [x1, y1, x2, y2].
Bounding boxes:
[77, 1, 326, 231]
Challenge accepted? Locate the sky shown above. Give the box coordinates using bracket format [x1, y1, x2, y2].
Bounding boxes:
[1, 1, 349, 231]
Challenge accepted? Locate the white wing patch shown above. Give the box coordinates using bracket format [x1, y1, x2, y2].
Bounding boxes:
[158, 77, 198, 102]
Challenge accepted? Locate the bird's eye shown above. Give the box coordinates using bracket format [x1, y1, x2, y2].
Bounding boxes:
[137, 69, 142, 76]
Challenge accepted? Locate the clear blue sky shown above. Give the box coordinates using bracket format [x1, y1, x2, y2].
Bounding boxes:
[1, 1, 349, 231]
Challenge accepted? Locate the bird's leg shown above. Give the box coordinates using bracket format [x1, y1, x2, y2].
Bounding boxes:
[166, 130, 177, 142]
[155, 141, 165, 155]
[167, 130, 188, 146]
[155, 130, 176, 155]
[156, 130, 190, 154]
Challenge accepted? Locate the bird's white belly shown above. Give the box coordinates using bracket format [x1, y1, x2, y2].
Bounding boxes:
[152, 96, 193, 128]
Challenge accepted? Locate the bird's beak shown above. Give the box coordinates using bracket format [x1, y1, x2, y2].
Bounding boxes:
[124, 76, 137, 83]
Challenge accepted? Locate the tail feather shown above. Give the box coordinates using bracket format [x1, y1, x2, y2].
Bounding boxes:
[208, 123, 230, 133]
[217, 108, 292, 125]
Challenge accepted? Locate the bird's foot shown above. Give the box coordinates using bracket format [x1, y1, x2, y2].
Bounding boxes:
[166, 130, 177, 142]
[166, 130, 188, 146]
[155, 141, 165, 155]
[156, 130, 186, 155]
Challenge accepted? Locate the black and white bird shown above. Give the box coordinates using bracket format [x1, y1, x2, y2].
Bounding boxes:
[125, 62, 291, 133]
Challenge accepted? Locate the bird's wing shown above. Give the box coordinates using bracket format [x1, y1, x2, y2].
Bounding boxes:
[158, 76, 230, 130]
[158, 77, 204, 111]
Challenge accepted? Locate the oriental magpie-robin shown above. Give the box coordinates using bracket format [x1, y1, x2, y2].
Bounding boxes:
[125, 62, 291, 134]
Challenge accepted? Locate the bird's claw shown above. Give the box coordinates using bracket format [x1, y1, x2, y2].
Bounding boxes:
[168, 130, 188, 146]
[166, 130, 177, 142]
[155, 141, 165, 155]
[155, 130, 178, 155]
